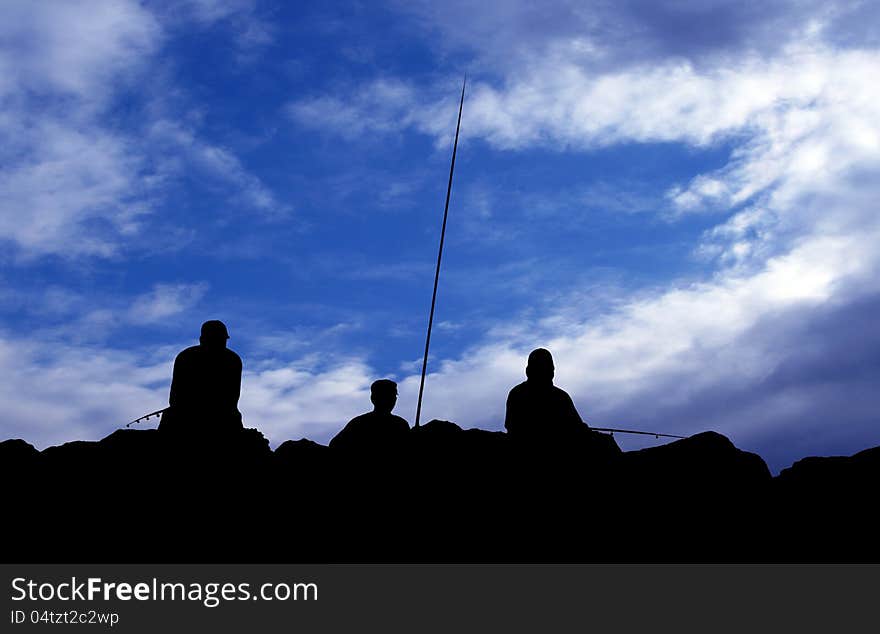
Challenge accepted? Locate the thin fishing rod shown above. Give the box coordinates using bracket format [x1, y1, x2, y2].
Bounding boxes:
[590, 426, 687, 440]
[415, 76, 466, 428]
[125, 407, 168, 428]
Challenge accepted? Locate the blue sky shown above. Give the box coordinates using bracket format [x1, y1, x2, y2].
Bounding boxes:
[2, 0, 880, 472]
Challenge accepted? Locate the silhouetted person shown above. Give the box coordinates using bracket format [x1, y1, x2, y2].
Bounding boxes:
[159, 320, 243, 437]
[330, 379, 410, 451]
[504, 348, 588, 442]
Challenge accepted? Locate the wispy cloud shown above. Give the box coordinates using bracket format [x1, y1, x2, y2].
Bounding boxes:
[160, 0, 276, 56]
[0, 281, 210, 345]
[175, 0, 258, 24]
[0, 334, 171, 447]
[127, 283, 210, 325]
[148, 120, 289, 217]
[0, 1, 285, 260]
[0, 0, 161, 104]
[396, 0, 871, 72]
[240, 357, 374, 443]
[288, 78, 420, 140]
[0, 121, 153, 258]
[289, 31, 877, 158]
[0, 0, 160, 259]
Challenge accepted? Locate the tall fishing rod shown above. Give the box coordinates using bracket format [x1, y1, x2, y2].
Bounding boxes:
[415, 76, 467, 428]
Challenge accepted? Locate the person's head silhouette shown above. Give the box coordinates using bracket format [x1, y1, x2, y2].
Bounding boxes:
[370, 379, 398, 414]
[199, 320, 230, 350]
[525, 348, 555, 384]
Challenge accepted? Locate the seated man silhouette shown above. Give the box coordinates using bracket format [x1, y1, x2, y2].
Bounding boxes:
[504, 348, 589, 443]
[159, 320, 243, 437]
[329, 379, 410, 451]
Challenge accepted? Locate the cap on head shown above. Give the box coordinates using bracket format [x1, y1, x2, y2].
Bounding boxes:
[200, 320, 230, 340]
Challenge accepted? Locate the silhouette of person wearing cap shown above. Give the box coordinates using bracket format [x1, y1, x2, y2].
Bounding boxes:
[504, 348, 588, 442]
[330, 379, 410, 451]
[159, 320, 243, 437]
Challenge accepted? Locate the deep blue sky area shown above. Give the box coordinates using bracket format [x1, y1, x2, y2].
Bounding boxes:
[2, 0, 880, 473]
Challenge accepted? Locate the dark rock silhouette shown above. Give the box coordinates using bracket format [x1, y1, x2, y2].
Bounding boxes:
[769, 445, 880, 559]
[618, 431, 771, 489]
[0, 438, 39, 473]
[776, 445, 880, 489]
[275, 438, 329, 464]
[6, 410, 880, 562]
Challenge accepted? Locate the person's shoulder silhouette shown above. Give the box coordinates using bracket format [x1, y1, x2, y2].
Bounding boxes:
[160, 320, 243, 436]
[504, 348, 586, 442]
[330, 379, 410, 451]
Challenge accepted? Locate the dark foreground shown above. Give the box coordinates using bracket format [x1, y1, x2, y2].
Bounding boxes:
[2, 422, 878, 562]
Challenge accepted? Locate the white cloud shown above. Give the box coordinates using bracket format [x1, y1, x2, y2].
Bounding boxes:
[0, 119, 152, 258]
[468, 43, 860, 153]
[395, 1, 871, 73]
[148, 119, 289, 216]
[176, 0, 257, 24]
[0, 281, 211, 344]
[288, 78, 419, 140]
[0, 335, 171, 448]
[168, 0, 274, 63]
[240, 359, 374, 444]
[0, 0, 160, 105]
[289, 34, 878, 159]
[127, 283, 210, 325]
[0, 1, 161, 258]
[0, 1, 284, 260]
